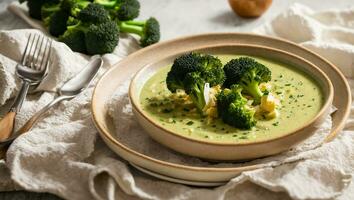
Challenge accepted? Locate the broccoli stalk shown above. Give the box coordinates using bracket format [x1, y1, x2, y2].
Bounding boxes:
[241, 71, 264, 101]
[223, 57, 271, 104]
[94, 0, 140, 20]
[119, 17, 160, 47]
[41, 3, 60, 21]
[184, 73, 207, 112]
[217, 85, 256, 129]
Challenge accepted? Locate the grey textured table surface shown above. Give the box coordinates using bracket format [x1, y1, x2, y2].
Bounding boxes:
[0, 0, 353, 199]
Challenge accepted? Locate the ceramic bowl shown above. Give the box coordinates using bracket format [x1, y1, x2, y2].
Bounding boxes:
[129, 44, 333, 161]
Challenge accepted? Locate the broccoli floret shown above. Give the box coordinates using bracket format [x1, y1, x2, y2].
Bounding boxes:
[85, 21, 119, 54]
[59, 28, 86, 53]
[78, 3, 110, 23]
[166, 53, 203, 92]
[223, 57, 271, 103]
[66, 16, 80, 26]
[166, 52, 225, 112]
[119, 17, 160, 47]
[59, 20, 119, 54]
[20, 0, 60, 19]
[41, 2, 69, 37]
[59, 3, 119, 54]
[217, 85, 256, 129]
[41, 2, 60, 21]
[48, 10, 70, 37]
[94, 0, 140, 20]
[60, 0, 91, 17]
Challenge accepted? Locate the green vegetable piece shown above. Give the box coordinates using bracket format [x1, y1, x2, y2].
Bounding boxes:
[223, 57, 271, 104]
[166, 52, 225, 112]
[119, 17, 160, 47]
[94, 0, 140, 21]
[217, 85, 256, 129]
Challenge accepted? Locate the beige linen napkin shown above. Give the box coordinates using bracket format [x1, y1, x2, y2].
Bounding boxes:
[0, 2, 353, 200]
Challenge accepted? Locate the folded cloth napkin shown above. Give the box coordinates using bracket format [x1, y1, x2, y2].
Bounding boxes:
[1, 2, 354, 200]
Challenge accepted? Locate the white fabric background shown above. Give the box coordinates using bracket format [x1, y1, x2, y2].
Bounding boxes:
[0, 1, 353, 200]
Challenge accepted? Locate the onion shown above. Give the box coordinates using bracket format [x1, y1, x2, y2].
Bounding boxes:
[228, 0, 273, 18]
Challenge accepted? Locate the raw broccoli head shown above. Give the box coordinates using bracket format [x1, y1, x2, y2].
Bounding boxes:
[47, 10, 70, 37]
[59, 28, 87, 53]
[94, 0, 140, 20]
[166, 52, 225, 112]
[41, 1, 72, 37]
[119, 17, 160, 47]
[217, 85, 256, 129]
[59, 19, 119, 55]
[223, 57, 271, 103]
[21, 0, 60, 19]
[41, 2, 60, 21]
[85, 21, 120, 54]
[139, 17, 160, 47]
[78, 3, 110, 24]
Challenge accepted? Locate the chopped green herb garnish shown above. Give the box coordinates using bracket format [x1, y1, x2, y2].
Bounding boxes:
[272, 122, 279, 126]
[150, 103, 158, 107]
[162, 108, 173, 113]
[186, 121, 194, 125]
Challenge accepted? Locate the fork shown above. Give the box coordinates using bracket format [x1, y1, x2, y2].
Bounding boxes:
[0, 34, 52, 141]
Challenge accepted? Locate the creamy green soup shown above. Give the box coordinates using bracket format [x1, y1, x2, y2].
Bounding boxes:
[140, 55, 323, 143]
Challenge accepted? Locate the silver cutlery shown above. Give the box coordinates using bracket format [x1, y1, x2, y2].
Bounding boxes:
[0, 56, 103, 149]
[0, 34, 52, 141]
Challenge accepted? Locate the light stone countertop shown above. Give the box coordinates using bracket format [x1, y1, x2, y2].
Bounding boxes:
[0, 0, 353, 199]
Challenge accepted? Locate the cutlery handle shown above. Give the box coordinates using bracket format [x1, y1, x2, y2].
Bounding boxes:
[10, 80, 30, 112]
[0, 148, 6, 160]
[0, 112, 16, 141]
[17, 95, 71, 134]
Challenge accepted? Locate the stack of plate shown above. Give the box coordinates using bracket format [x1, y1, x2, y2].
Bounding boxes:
[91, 33, 351, 186]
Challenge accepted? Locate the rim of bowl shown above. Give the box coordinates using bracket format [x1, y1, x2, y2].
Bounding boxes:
[92, 32, 349, 172]
[129, 44, 334, 146]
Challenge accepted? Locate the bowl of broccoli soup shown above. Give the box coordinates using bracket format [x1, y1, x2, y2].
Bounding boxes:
[129, 45, 333, 161]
